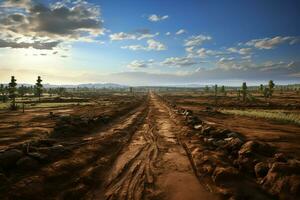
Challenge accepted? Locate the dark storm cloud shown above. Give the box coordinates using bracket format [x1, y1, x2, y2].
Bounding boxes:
[29, 3, 102, 36]
[0, 38, 60, 49]
[0, 0, 104, 49]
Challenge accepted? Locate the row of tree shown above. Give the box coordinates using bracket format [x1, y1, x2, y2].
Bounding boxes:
[208, 80, 276, 104]
[0, 76, 43, 110]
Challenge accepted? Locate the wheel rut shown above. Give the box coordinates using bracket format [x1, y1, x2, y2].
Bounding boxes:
[95, 93, 218, 200]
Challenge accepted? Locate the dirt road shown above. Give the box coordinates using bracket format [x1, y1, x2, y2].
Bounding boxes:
[89, 93, 217, 200]
[7, 93, 217, 200]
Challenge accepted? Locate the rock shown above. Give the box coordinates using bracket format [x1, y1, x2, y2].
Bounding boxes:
[213, 139, 227, 147]
[0, 149, 23, 169]
[201, 126, 213, 135]
[274, 153, 287, 162]
[28, 152, 49, 163]
[234, 157, 258, 174]
[186, 116, 200, 126]
[38, 144, 66, 160]
[212, 166, 240, 185]
[226, 132, 244, 141]
[193, 124, 202, 130]
[16, 156, 39, 170]
[210, 130, 227, 139]
[239, 141, 275, 157]
[184, 109, 193, 116]
[223, 137, 244, 152]
[254, 162, 269, 178]
[262, 163, 300, 199]
[269, 161, 300, 175]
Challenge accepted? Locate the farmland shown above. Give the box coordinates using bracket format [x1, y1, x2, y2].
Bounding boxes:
[0, 85, 299, 200]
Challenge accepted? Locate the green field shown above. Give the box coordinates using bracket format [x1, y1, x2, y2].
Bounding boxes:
[221, 109, 300, 125]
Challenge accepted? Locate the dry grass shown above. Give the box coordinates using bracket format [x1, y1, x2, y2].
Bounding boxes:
[221, 109, 300, 125]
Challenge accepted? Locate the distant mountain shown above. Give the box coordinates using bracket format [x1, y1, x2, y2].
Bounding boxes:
[43, 83, 128, 89]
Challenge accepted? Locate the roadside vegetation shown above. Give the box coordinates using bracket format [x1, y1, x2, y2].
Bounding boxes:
[221, 109, 300, 125]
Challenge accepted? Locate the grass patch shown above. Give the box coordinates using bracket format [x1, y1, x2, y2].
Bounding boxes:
[0, 102, 93, 110]
[28, 102, 93, 108]
[0, 103, 9, 109]
[221, 109, 300, 125]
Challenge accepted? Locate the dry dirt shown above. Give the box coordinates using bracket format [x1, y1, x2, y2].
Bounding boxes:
[1, 93, 220, 200]
[2, 91, 299, 199]
[163, 92, 300, 159]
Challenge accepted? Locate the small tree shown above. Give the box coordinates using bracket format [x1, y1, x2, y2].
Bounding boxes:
[241, 82, 247, 102]
[35, 76, 43, 102]
[220, 85, 226, 96]
[0, 84, 7, 103]
[268, 80, 275, 97]
[259, 84, 264, 94]
[237, 89, 241, 100]
[263, 87, 270, 99]
[8, 76, 17, 110]
[214, 84, 218, 105]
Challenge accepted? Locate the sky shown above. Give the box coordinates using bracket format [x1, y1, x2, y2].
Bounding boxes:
[0, 0, 300, 86]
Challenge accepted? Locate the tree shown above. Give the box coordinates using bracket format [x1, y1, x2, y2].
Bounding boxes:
[237, 89, 241, 100]
[220, 85, 226, 96]
[268, 80, 275, 97]
[241, 82, 247, 102]
[0, 84, 7, 103]
[35, 76, 43, 102]
[263, 87, 270, 99]
[214, 84, 218, 105]
[259, 84, 264, 94]
[8, 76, 17, 110]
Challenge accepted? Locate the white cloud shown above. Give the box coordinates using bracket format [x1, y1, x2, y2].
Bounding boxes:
[148, 14, 169, 22]
[161, 56, 196, 67]
[165, 32, 171, 36]
[147, 39, 166, 51]
[176, 29, 187, 35]
[227, 47, 252, 55]
[121, 39, 166, 51]
[109, 32, 159, 41]
[184, 34, 212, 46]
[245, 36, 300, 49]
[127, 59, 154, 69]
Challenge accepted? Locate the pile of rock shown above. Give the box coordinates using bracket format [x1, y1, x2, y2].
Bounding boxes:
[0, 139, 67, 190]
[51, 115, 111, 138]
[159, 95, 300, 199]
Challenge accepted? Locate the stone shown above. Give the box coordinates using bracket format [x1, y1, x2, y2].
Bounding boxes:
[0, 149, 23, 169]
[239, 140, 275, 157]
[193, 124, 202, 130]
[201, 126, 213, 135]
[254, 162, 269, 178]
[212, 166, 240, 185]
[274, 153, 287, 162]
[16, 156, 39, 170]
[28, 152, 49, 163]
[223, 137, 244, 152]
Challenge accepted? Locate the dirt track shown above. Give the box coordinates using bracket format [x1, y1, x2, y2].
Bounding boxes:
[91, 93, 217, 200]
[6, 93, 217, 200]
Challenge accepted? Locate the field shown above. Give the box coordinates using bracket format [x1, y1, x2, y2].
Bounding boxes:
[0, 89, 300, 200]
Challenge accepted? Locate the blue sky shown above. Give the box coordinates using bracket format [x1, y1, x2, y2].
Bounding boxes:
[0, 0, 300, 85]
